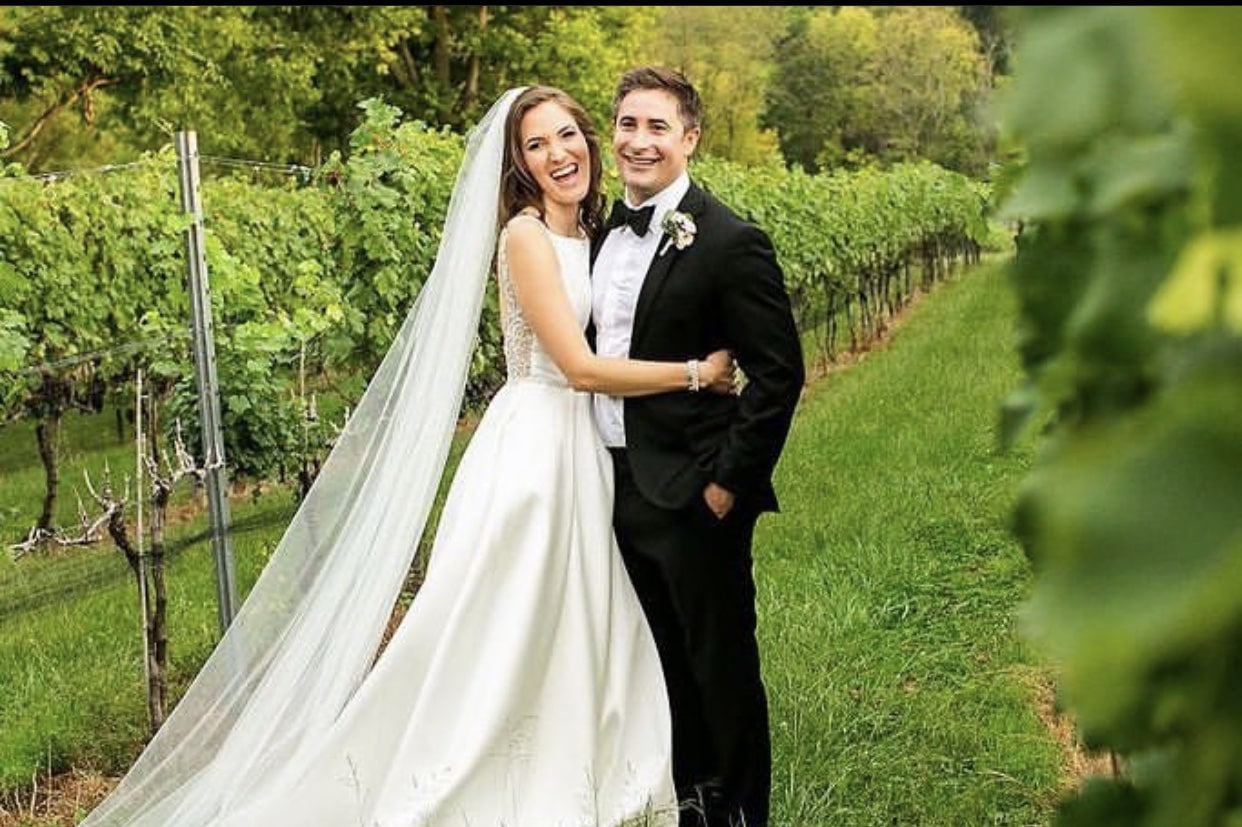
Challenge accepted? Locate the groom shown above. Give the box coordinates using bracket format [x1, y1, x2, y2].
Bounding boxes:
[590, 66, 804, 827]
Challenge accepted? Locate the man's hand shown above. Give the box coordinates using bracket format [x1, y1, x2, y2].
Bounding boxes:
[698, 349, 737, 395]
[703, 482, 735, 520]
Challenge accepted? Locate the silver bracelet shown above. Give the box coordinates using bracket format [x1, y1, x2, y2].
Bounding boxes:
[686, 359, 701, 392]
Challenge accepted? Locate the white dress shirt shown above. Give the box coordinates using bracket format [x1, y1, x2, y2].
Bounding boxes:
[591, 172, 692, 447]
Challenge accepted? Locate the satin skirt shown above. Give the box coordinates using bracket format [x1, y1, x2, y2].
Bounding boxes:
[215, 378, 677, 827]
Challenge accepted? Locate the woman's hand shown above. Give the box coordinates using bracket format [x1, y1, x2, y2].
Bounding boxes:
[699, 349, 738, 395]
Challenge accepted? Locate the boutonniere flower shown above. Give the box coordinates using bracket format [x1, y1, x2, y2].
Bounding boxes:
[658, 210, 697, 257]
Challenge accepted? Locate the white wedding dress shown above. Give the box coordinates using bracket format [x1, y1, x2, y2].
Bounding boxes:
[204, 226, 677, 827]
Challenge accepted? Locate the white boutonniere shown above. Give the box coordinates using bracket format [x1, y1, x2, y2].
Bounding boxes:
[658, 210, 697, 257]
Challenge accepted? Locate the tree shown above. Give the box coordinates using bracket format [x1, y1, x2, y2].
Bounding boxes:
[867, 7, 992, 173]
[0, 7, 327, 169]
[766, 6, 992, 175]
[377, 6, 659, 137]
[958, 5, 1015, 79]
[0, 6, 659, 172]
[649, 6, 787, 165]
[765, 7, 878, 172]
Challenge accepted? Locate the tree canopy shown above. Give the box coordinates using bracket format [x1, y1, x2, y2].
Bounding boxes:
[0, 6, 1007, 175]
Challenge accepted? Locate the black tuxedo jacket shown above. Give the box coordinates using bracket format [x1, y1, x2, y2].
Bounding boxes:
[591, 182, 805, 513]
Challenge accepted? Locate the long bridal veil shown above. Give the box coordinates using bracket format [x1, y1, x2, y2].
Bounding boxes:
[80, 88, 525, 827]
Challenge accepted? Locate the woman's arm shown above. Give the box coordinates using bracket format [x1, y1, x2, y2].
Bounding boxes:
[505, 216, 728, 397]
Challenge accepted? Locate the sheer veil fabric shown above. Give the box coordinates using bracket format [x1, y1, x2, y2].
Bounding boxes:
[79, 88, 525, 827]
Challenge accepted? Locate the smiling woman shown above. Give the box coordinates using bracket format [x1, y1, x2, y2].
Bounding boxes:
[511, 95, 593, 238]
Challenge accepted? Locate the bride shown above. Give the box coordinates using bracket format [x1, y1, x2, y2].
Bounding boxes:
[77, 86, 734, 827]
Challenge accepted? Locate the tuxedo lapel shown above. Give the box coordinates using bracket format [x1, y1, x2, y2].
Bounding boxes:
[630, 235, 678, 349]
[631, 185, 707, 349]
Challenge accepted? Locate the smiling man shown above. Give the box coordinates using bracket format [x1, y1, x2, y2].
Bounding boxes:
[590, 66, 806, 827]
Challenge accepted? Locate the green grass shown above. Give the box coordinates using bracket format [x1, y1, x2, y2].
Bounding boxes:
[0, 492, 294, 788]
[0, 411, 465, 795]
[0, 260, 1066, 825]
[762, 262, 1063, 826]
[0, 411, 143, 545]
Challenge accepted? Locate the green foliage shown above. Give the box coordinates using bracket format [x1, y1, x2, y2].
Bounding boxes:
[0, 7, 300, 166]
[2, 101, 984, 493]
[958, 5, 1017, 77]
[0, 158, 184, 441]
[998, 7, 1242, 826]
[869, 7, 993, 174]
[0, 309, 28, 374]
[766, 7, 993, 176]
[648, 7, 789, 165]
[0, 112, 473, 484]
[765, 6, 870, 174]
[1, 7, 1010, 180]
[694, 155, 989, 361]
[0, 6, 660, 172]
[493, 6, 660, 133]
[324, 99, 459, 369]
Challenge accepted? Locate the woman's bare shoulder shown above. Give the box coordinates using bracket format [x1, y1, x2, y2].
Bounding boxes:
[505, 210, 550, 247]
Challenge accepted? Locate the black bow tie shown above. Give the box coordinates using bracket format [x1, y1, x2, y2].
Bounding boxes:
[607, 201, 656, 236]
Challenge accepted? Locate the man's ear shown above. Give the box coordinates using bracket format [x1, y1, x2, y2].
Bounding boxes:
[684, 127, 701, 158]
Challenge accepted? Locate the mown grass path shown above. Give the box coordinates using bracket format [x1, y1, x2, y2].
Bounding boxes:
[762, 261, 1064, 826]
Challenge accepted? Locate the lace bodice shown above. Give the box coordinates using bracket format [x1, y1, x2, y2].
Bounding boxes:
[496, 221, 592, 384]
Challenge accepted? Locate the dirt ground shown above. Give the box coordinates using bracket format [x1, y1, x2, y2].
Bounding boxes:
[0, 769, 116, 827]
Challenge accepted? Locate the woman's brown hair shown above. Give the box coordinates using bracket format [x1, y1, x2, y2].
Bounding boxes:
[499, 86, 606, 239]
